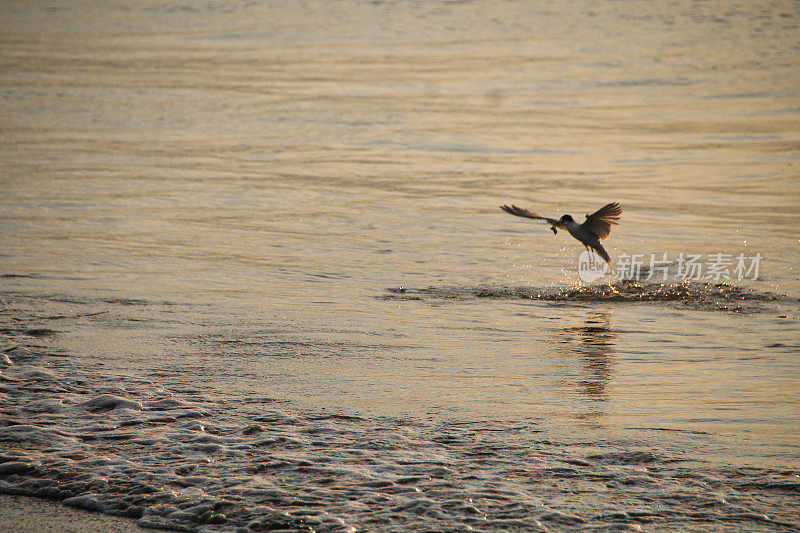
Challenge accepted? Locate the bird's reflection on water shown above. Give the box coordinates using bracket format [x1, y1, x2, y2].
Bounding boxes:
[551, 311, 616, 425]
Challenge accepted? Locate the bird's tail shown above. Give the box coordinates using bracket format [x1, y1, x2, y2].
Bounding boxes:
[594, 243, 612, 266]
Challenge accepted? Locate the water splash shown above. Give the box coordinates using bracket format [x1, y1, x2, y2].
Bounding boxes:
[383, 281, 794, 313]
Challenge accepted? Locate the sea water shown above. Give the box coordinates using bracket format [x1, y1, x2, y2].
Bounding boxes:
[1, 1, 799, 531]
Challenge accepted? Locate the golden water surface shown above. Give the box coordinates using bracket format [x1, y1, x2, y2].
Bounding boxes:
[2, 0, 800, 469]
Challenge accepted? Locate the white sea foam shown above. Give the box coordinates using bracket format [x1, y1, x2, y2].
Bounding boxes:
[1, 340, 799, 532]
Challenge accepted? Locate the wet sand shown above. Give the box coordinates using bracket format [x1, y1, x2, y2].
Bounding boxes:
[0, 494, 148, 533]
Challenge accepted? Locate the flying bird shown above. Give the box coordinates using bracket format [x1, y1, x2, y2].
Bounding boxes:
[500, 202, 622, 265]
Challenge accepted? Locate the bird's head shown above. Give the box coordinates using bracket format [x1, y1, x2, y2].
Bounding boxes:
[558, 214, 574, 226]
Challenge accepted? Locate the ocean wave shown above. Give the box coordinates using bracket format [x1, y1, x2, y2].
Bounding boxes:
[1, 341, 798, 532]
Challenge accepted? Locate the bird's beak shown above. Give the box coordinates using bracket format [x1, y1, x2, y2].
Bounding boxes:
[550, 225, 558, 234]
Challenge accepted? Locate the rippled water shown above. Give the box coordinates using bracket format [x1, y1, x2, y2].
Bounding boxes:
[2, 0, 800, 531]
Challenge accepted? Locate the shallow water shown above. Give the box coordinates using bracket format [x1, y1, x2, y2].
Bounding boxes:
[2, 0, 800, 531]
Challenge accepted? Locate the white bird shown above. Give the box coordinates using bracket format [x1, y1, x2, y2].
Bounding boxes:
[500, 202, 622, 265]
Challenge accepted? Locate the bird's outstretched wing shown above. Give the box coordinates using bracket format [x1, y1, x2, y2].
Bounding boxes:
[500, 205, 559, 226]
[581, 202, 621, 240]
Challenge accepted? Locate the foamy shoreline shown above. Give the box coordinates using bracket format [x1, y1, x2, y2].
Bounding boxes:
[0, 493, 149, 533]
[0, 340, 308, 532]
[2, 322, 799, 532]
